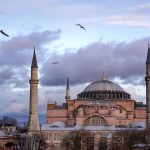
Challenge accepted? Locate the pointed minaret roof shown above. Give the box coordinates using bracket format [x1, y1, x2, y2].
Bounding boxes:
[65, 77, 71, 100]
[31, 46, 38, 68]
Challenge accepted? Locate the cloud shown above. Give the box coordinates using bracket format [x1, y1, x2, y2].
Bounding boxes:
[0, 29, 61, 87]
[79, 14, 150, 28]
[0, 30, 61, 66]
[0, 85, 28, 115]
[40, 36, 148, 86]
[1, 0, 99, 17]
[0, 66, 14, 84]
[102, 15, 150, 28]
[127, 2, 150, 11]
[125, 86, 145, 102]
[0, 29, 61, 122]
[113, 76, 146, 102]
[4, 101, 27, 114]
[77, 2, 150, 28]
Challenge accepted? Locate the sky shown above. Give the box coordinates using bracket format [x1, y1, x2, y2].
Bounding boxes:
[0, 0, 150, 123]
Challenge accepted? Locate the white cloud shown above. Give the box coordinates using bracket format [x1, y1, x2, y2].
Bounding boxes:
[113, 76, 146, 103]
[4, 102, 27, 114]
[103, 15, 150, 28]
[127, 2, 150, 11]
[125, 86, 146, 103]
[79, 14, 150, 28]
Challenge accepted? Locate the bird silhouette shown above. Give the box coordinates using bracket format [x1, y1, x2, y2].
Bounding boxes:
[52, 62, 59, 65]
[0, 30, 9, 37]
[76, 24, 86, 31]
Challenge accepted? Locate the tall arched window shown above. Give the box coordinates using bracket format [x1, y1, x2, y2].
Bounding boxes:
[85, 116, 107, 126]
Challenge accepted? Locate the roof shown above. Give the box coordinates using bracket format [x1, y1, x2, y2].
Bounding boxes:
[42, 121, 66, 129]
[84, 78, 124, 92]
[77, 78, 131, 100]
[130, 122, 146, 128]
[31, 48, 38, 68]
[41, 125, 146, 131]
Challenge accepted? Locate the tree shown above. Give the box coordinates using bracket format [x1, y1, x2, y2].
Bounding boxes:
[98, 138, 107, 150]
[16, 124, 27, 134]
[25, 132, 48, 150]
[16, 132, 47, 150]
[115, 129, 146, 150]
[62, 130, 94, 150]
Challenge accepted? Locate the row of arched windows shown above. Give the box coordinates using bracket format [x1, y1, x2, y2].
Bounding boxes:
[78, 91, 130, 100]
[82, 105, 121, 110]
[44, 133, 61, 141]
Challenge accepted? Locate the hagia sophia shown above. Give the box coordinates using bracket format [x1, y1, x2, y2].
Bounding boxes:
[26, 45, 150, 149]
[46, 77, 146, 127]
[0, 46, 149, 149]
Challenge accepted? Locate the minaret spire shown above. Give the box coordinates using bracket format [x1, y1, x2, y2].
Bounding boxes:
[145, 43, 150, 129]
[65, 77, 71, 101]
[28, 47, 40, 131]
[31, 46, 38, 68]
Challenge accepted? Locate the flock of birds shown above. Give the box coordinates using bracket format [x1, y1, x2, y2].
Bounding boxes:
[0, 23, 86, 65]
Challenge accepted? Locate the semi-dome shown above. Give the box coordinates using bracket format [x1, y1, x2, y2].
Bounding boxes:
[77, 77, 131, 100]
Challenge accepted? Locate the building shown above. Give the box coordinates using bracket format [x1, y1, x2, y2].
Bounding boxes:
[27, 46, 150, 149]
[47, 76, 146, 127]
[44, 77, 146, 149]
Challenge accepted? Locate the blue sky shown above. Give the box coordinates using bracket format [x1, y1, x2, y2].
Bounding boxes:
[0, 0, 150, 122]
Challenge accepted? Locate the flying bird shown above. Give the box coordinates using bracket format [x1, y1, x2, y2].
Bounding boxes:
[0, 30, 9, 37]
[52, 62, 59, 65]
[76, 24, 86, 31]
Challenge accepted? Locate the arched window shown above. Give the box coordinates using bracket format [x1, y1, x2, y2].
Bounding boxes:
[85, 116, 107, 126]
[54, 133, 61, 141]
[47, 133, 51, 140]
[44, 133, 51, 140]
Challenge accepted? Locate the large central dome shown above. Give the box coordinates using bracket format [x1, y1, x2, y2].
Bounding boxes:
[84, 78, 124, 92]
[77, 77, 131, 100]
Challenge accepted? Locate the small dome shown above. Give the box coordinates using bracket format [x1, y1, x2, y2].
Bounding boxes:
[50, 121, 65, 127]
[130, 122, 146, 128]
[85, 78, 124, 92]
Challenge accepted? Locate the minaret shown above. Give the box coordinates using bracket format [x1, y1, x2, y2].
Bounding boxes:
[65, 77, 71, 101]
[28, 47, 40, 131]
[146, 43, 150, 128]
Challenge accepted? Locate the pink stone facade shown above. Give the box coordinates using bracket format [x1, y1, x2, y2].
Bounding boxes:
[47, 98, 146, 127]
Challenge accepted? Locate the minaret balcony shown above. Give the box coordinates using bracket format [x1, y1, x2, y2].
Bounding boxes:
[29, 79, 39, 84]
